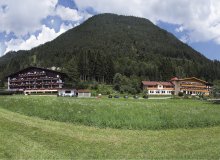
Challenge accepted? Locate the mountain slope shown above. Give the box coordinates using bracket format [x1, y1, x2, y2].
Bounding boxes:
[0, 13, 220, 82]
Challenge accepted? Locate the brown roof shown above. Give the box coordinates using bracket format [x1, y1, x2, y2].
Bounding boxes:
[142, 81, 173, 86]
[171, 77, 208, 84]
[58, 88, 77, 91]
[6, 66, 67, 78]
[171, 77, 179, 81]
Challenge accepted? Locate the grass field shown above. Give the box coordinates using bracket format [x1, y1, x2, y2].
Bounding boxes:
[0, 96, 220, 159]
[0, 96, 220, 130]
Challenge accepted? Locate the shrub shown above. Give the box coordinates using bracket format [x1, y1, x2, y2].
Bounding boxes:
[213, 100, 220, 104]
[77, 82, 89, 89]
[202, 96, 208, 101]
[91, 83, 99, 90]
[97, 84, 113, 95]
[0, 91, 14, 95]
[178, 92, 184, 97]
[143, 95, 148, 99]
[91, 91, 97, 97]
[183, 94, 189, 99]
[133, 95, 139, 99]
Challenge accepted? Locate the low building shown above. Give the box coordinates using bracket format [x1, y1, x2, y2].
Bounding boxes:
[58, 89, 77, 97]
[6, 66, 67, 94]
[142, 81, 174, 95]
[77, 89, 91, 98]
[171, 77, 211, 96]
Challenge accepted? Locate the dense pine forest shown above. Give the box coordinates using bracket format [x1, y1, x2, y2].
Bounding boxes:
[1, 13, 220, 89]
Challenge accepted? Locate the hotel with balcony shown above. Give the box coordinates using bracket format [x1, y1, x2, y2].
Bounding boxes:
[171, 77, 212, 96]
[7, 66, 67, 94]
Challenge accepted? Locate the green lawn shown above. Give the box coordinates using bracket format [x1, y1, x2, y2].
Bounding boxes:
[0, 96, 220, 159]
[0, 108, 220, 159]
[0, 96, 219, 130]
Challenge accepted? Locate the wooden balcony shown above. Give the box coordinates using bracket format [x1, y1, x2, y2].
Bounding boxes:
[18, 72, 46, 78]
[146, 87, 174, 90]
[181, 84, 207, 88]
[181, 89, 209, 93]
[10, 82, 63, 87]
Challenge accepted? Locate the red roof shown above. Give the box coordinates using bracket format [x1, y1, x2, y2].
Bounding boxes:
[142, 81, 173, 86]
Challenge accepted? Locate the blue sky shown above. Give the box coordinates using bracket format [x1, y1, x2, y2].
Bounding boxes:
[0, 0, 220, 60]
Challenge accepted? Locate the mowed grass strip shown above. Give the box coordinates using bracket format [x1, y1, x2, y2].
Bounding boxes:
[0, 108, 220, 159]
[0, 96, 220, 130]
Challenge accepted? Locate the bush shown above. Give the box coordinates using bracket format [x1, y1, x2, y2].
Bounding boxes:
[213, 100, 220, 104]
[108, 95, 113, 98]
[191, 95, 200, 100]
[91, 91, 97, 97]
[143, 95, 148, 99]
[77, 82, 89, 89]
[183, 94, 189, 99]
[133, 95, 139, 99]
[0, 91, 14, 95]
[91, 82, 99, 90]
[97, 84, 113, 95]
[202, 96, 208, 101]
[178, 92, 184, 97]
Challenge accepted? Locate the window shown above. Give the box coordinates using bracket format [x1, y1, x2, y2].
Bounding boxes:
[156, 91, 160, 94]
[150, 91, 154, 93]
[162, 91, 165, 94]
[65, 90, 71, 93]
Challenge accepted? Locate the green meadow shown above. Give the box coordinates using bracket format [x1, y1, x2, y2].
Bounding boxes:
[0, 96, 220, 159]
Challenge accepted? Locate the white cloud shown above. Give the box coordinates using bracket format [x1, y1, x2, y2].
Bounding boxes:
[0, 42, 6, 55]
[0, 1, 93, 55]
[175, 26, 184, 33]
[0, 0, 58, 36]
[74, 0, 220, 44]
[55, 5, 82, 21]
[4, 23, 73, 54]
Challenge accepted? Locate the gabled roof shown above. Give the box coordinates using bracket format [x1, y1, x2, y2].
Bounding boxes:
[142, 81, 173, 86]
[6, 66, 67, 78]
[171, 77, 178, 81]
[172, 77, 208, 84]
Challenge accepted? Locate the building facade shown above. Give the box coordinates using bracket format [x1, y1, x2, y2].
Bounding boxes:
[142, 81, 174, 95]
[7, 67, 66, 94]
[142, 77, 211, 96]
[77, 90, 91, 98]
[171, 77, 211, 96]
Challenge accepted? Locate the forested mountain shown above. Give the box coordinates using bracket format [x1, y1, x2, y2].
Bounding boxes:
[1, 13, 220, 83]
